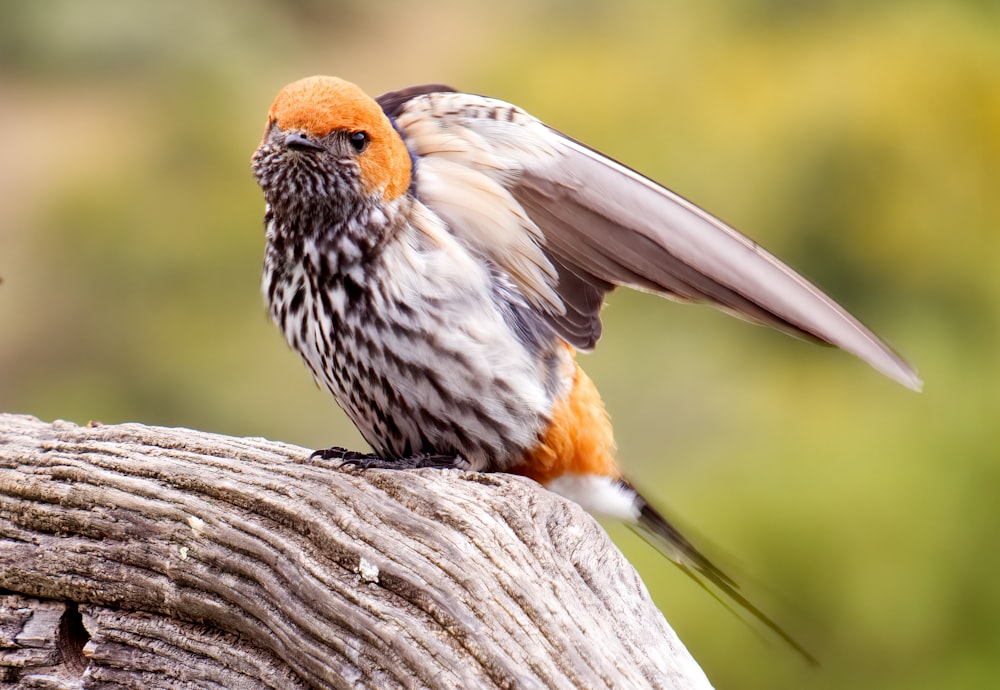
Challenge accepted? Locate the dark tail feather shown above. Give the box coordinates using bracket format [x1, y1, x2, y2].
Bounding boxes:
[634, 498, 819, 666]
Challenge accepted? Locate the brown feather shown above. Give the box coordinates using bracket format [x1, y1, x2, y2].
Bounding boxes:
[378, 87, 922, 390]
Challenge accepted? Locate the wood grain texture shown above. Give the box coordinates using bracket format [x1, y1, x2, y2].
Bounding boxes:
[0, 414, 712, 689]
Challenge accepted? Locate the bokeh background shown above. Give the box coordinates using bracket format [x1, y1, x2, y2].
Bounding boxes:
[1, 0, 997, 687]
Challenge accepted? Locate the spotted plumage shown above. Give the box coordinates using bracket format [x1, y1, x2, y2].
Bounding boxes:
[251, 76, 920, 661]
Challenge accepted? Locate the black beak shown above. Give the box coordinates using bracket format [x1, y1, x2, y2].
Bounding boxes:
[283, 132, 325, 152]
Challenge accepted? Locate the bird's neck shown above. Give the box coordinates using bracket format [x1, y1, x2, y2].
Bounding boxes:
[266, 195, 409, 278]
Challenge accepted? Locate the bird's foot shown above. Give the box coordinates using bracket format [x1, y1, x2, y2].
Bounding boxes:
[310, 447, 466, 470]
[308, 447, 376, 464]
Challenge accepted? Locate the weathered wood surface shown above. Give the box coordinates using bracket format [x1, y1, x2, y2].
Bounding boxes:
[0, 413, 712, 689]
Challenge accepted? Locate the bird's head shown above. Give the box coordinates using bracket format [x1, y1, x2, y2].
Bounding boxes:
[252, 76, 412, 207]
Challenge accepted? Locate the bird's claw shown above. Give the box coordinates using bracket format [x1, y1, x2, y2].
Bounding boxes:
[307, 447, 373, 464]
[309, 447, 464, 470]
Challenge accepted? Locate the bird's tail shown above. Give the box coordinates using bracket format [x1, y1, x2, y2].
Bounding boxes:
[631, 490, 818, 665]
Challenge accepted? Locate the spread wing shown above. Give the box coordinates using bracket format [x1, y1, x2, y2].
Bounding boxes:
[378, 86, 922, 391]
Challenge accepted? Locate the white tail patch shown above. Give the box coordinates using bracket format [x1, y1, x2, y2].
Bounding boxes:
[546, 473, 640, 521]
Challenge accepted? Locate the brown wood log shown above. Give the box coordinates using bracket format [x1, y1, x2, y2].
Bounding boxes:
[0, 413, 712, 689]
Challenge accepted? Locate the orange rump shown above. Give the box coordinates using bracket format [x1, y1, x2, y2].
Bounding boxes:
[511, 358, 619, 485]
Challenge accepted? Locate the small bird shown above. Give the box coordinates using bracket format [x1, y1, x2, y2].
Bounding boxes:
[252, 76, 920, 658]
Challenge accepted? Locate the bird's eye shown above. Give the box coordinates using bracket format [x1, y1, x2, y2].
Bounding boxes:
[349, 131, 370, 153]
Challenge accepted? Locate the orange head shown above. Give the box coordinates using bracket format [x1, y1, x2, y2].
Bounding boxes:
[265, 76, 412, 200]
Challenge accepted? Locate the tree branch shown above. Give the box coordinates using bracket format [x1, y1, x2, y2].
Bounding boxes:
[0, 413, 711, 689]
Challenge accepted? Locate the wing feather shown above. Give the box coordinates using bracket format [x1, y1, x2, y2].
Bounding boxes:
[518, 133, 921, 389]
[379, 87, 922, 390]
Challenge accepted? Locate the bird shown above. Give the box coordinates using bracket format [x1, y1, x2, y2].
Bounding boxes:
[251, 76, 920, 660]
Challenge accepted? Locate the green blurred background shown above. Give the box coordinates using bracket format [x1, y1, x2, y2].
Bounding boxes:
[1, 0, 997, 687]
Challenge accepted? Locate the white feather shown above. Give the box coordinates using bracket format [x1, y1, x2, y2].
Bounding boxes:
[547, 473, 641, 522]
